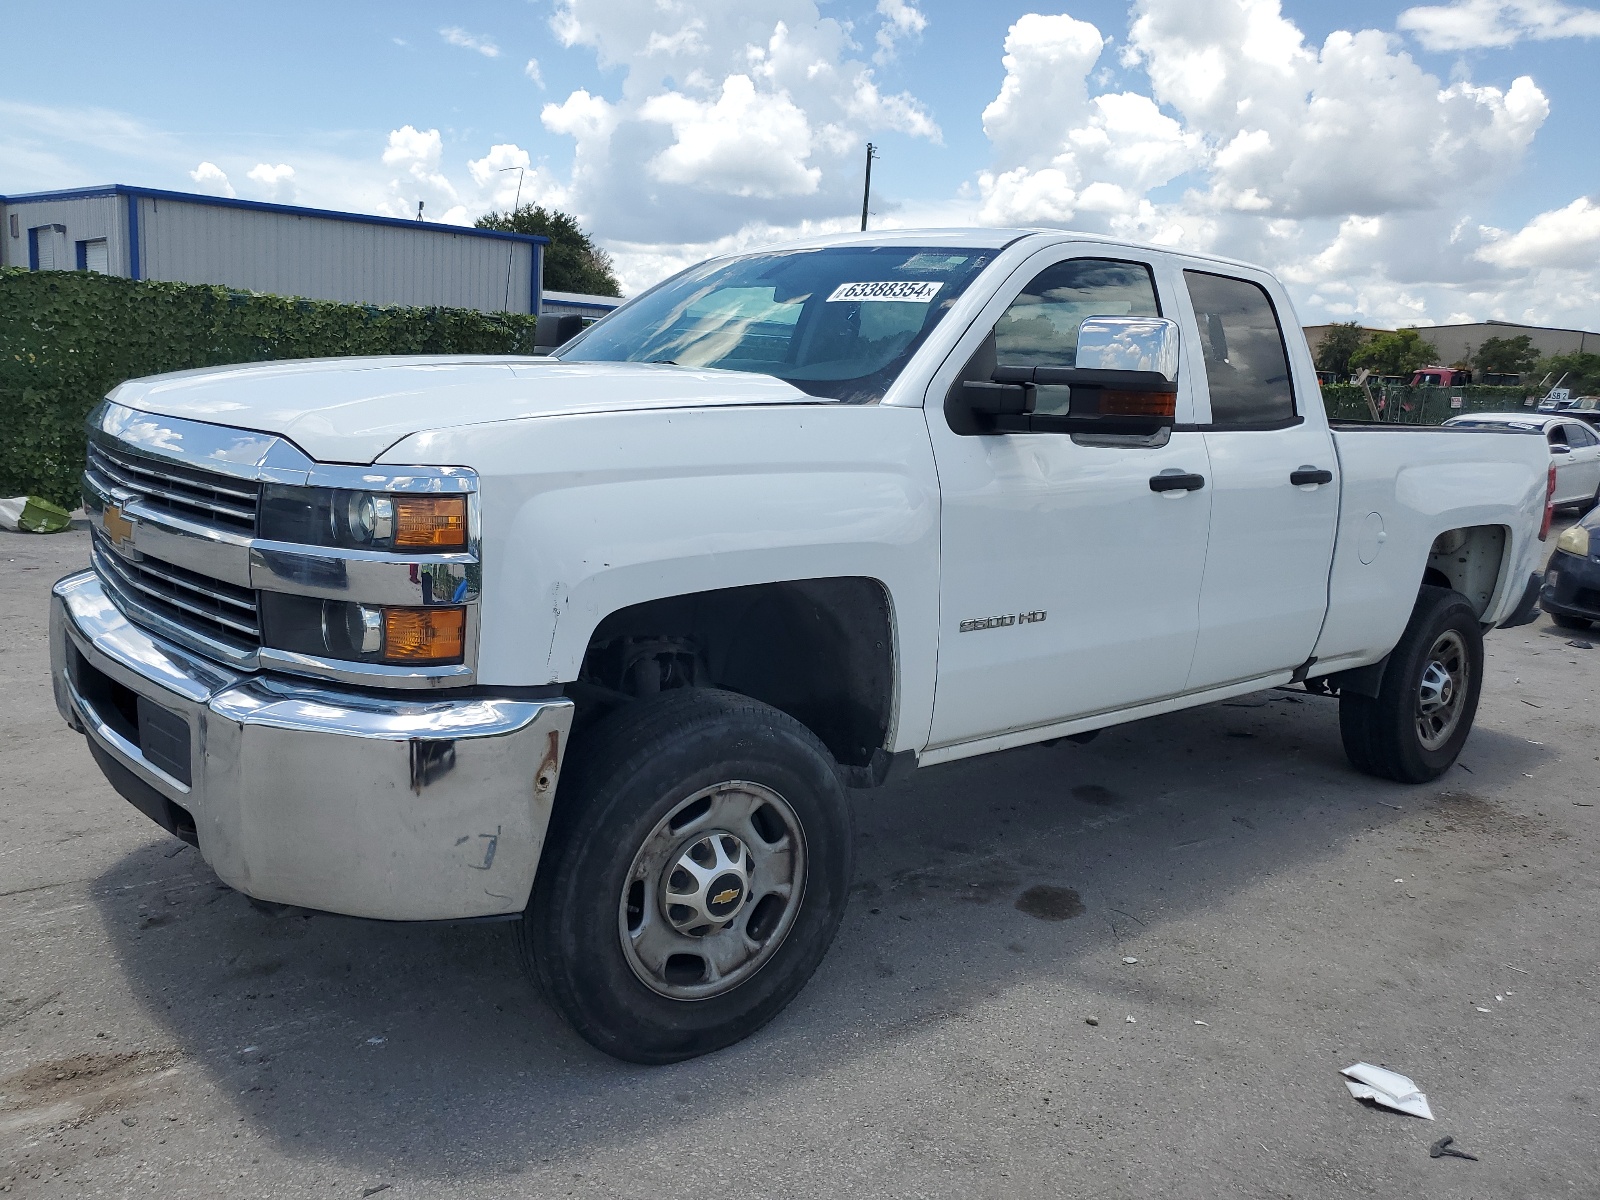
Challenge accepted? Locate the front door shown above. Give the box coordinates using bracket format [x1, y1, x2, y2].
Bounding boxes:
[925, 250, 1214, 750]
[1177, 268, 1340, 689]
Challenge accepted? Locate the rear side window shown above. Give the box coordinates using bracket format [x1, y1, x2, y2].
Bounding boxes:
[1184, 271, 1296, 427]
[1570, 424, 1598, 448]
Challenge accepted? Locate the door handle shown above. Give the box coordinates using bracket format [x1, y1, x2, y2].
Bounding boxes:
[1290, 467, 1334, 486]
[1149, 472, 1206, 493]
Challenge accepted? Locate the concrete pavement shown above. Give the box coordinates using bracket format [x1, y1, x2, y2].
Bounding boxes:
[2, 523, 1597, 1198]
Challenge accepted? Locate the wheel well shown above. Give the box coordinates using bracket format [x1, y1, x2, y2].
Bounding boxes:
[1424, 525, 1507, 618]
[571, 578, 895, 770]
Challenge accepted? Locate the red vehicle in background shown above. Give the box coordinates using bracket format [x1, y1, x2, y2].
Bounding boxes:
[1410, 365, 1471, 387]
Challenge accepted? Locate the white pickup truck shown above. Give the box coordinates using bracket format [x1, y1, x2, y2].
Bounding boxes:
[52, 229, 1554, 1063]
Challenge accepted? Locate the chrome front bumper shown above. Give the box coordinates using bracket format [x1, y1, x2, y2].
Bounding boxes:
[51, 571, 574, 921]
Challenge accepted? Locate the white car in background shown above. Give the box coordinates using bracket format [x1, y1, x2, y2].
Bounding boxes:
[1443, 413, 1600, 511]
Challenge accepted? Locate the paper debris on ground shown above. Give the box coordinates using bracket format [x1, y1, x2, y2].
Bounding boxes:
[1341, 1063, 1434, 1120]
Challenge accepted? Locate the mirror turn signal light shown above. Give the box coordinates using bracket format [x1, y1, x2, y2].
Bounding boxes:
[1089, 390, 1178, 419]
[382, 606, 466, 664]
[394, 496, 468, 548]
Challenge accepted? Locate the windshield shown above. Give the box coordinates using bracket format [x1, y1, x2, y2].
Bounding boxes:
[555, 245, 1000, 403]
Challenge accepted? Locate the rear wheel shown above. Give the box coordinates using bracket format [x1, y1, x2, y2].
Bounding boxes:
[1340, 586, 1483, 783]
[520, 688, 852, 1064]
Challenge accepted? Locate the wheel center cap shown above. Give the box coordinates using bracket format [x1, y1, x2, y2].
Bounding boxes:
[662, 831, 753, 935]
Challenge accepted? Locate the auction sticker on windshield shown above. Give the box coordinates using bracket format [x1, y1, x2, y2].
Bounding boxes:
[826, 281, 944, 303]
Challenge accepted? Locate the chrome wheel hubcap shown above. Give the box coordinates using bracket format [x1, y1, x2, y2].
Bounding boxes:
[1416, 630, 1468, 752]
[619, 781, 806, 1001]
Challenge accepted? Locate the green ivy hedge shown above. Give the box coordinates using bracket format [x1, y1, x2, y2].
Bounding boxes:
[0, 268, 541, 508]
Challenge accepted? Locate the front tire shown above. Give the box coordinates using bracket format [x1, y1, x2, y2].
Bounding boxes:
[520, 689, 852, 1064]
[1339, 586, 1484, 783]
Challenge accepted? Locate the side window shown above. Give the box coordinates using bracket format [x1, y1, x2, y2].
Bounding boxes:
[1571, 425, 1598, 448]
[1547, 425, 1569, 447]
[1183, 271, 1296, 427]
[993, 259, 1160, 415]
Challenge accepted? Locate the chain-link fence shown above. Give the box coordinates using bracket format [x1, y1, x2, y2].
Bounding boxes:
[1319, 384, 1539, 425]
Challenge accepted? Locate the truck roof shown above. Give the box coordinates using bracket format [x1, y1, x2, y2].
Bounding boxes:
[754, 227, 1269, 274]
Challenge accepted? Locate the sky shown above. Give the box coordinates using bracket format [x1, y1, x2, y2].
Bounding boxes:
[4, 0, 1599, 331]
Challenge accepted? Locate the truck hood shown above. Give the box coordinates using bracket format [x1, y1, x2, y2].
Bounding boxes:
[105, 356, 821, 463]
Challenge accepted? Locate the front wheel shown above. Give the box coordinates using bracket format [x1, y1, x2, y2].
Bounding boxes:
[520, 689, 852, 1064]
[1339, 586, 1484, 783]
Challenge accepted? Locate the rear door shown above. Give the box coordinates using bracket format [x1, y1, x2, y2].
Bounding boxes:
[1178, 268, 1341, 690]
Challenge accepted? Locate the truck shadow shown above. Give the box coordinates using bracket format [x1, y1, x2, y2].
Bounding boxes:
[87, 690, 1546, 1178]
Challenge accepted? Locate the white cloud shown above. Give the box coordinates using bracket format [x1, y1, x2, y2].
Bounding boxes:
[975, 13, 1202, 226]
[246, 162, 296, 199]
[524, 58, 545, 87]
[439, 27, 501, 58]
[1123, 0, 1547, 220]
[539, 0, 940, 241]
[875, 0, 928, 63]
[641, 75, 821, 197]
[378, 125, 459, 216]
[188, 161, 234, 197]
[1397, 0, 1600, 51]
[1478, 196, 1600, 268]
[964, 0, 1600, 333]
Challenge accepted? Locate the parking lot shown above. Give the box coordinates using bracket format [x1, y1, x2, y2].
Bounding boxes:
[2, 520, 1596, 1199]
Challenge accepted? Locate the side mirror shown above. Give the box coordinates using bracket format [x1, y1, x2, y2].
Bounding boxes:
[1551, 444, 1572, 455]
[1074, 316, 1179, 380]
[944, 317, 1181, 437]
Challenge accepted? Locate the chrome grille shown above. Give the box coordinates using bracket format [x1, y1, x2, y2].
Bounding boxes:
[92, 533, 260, 651]
[87, 441, 259, 534]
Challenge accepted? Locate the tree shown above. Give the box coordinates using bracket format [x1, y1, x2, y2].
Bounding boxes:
[475, 205, 621, 297]
[1472, 334, 1537, 377]
[1348, 327, 1438, 378]
[1313, 322, 1368, 377]
[1539, 351, 1600, 395]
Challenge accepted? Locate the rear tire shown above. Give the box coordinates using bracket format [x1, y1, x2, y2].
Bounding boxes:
[520, 688, 852, 1064]
[1551, 611, 1593, 630]
[1339, 586, 1483, 783]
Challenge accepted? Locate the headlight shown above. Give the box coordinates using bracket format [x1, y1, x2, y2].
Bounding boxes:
[260, 595, 467, 665]
[261, 486, 468, 551]
[1557, 524, 1591, 557]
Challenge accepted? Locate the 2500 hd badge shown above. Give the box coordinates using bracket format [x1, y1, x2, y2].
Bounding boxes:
[960, 610, 1048, 633]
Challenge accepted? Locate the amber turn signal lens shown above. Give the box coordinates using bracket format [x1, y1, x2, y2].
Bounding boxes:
[394, 496, 467, 548]
[1095, 390, 1178, 419]
[382, 606, 466, 664]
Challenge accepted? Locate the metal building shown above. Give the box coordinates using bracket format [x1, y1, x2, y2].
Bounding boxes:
[540, 289, 623, 322]
[0, 185, 548, 315]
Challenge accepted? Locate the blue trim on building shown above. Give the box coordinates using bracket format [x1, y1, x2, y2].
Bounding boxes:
[531, 243, 542, 316]
[27, 226, 39, 270]
[1, 184, 549, 250]
[125, 192, 141, 279]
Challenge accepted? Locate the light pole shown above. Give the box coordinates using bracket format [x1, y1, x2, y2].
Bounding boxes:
[860, 143, 878, 232]
[499, 165, 526, 313]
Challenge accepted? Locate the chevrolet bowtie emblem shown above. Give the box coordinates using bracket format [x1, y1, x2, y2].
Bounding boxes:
[711, 888, 740, 906]
[102, 503, 135, 549]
